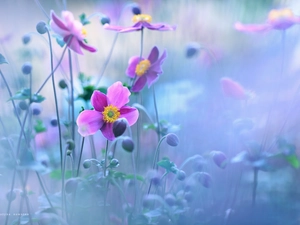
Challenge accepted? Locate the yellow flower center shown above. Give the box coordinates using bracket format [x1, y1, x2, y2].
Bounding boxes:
[135, 59, 151, 76]
[81, 27, 87, 37]
[102, 105, 120, 123]
[132, 14, 152, 23]
[268, 8, 294, 21]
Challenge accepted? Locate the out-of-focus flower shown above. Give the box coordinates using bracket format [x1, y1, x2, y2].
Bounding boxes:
[126, 46, 167, 92]
[76, 81, 139, 140]
[220, 77, 252, 100]
[50, 10, 97, 55]
[104, 14, 176, 33]
[235, 8, 300, 32]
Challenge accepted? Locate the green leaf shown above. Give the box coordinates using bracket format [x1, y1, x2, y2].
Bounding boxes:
[0, 54, 8, 64]
[8, 88, 45, 103]
[285, 154, 300, 168]
[79, 13, 91, 25]
[31, 93, 46, 103]
[50, 169, 73, 180]
[157, 158, 178, 173]
[55, 35, 65, 47]
[34, 119, 47, 133]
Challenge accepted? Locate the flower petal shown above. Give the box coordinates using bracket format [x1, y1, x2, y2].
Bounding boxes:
[107, 81, 131, 108]
[50, 10, 69, 31]
[79, 41, 97, 53]
[146, 71, 159, 87]
[147, 46, 159, 64]
[64, 35, 83, 55]
[76, 110, 104, 137]
[120, 106, 139, 126]
[131, 76, 147, 92]
[91, 90, 107, 112]
[234, 22, 271, 32]
[143, 22, 176, 31]
[104, 23, 142, 33]
[100, 123, 115, 141]
[150, 49, 167, 73]
[126, 56, 142, 78]
[220, 77, 246, 100]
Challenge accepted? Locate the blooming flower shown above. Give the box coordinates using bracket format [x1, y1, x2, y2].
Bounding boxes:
[50, 10, 97, 55]
[104, 14, 176, 33]
[76, 81, 139, 140]
[235, 8, 300, 32]
[126, 46, 167, 92]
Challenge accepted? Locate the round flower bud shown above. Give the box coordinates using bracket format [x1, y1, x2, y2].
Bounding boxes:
[6, 190, 16, 202]
[18, 100, 28, 110]
[164, 194, 176, 206]
[147, 170, 161, 186]
[83, 160, 92, 169]
[197, 172, 212, 188]
[50, 118, 58, 127]
[22, 34, 31, 45]
[142, 195, 155, 208]
[65, 178, 78, 194]
[22, 62, 32, 75]
[36, 21, 47, 34]
[184, 191, 193, 202]
[132, 4, 141, 15]
[59, 79, 68, 89]
[100, 16, 110, 25]
[122, 137, 134, 152]
[31, 103, 42, 115]
[110, 158, 119, 168]
[66, 139, 75, 150]
[113, 119, 127, 137]
[212, 151, 227, 169]
[185, 42, 200, 58]
[176, 170, 186, 181]
[166, 133, 179, 147]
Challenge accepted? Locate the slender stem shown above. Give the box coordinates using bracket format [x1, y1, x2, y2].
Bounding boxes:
[152, 85, 161, 139]
[76, 137, 85, 177]
[34, 0, 50, 19]
[102, 140, 109, 225]
[68, 49, 75, 142]
[103, 140, 109, 177]
[252, 168, 258, 207]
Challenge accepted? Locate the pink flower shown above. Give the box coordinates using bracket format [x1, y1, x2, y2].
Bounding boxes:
[76, 82, 139, 140]
[50, 10, 97, 55]
[235, 8, 300, 32]
[220, 77, 248, 100]
[104, 14, 176, 33]
[126, 46, 167, 92]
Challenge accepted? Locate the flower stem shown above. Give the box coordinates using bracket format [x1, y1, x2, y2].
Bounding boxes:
[252, 168, 258, 207]
[152, 85, 161, 139]
[76, 137, 85, 177]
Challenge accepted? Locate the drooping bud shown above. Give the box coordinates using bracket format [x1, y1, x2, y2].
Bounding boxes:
[185, 42, 200, 58]
[22, 62, 32, 75]
[83, 160, 92, 169]
[212, 151, 227, 169]
[166, 133, 179, 147]
[36, 21, 47, 34]
[197, 172, 212, 188]
[59, 79, 68, 89]
[66, 139, 75, 150]
[18, 100, 28, 110]
[65, 178, 79, 194]
[132, 3, 141, 15]
[100, 16, 110, 25]
[113, 119, 127, 137]
[176, 170, 186, 181]
[122, 137, 134, 152]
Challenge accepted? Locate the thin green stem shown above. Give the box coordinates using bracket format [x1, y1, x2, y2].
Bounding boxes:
[76, 137, 85, 177]
[152, 85, 161, 139]
[68, 49, 75, 142]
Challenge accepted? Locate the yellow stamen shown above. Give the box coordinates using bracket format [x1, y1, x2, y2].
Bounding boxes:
[135, 59, 151, 76]
[268, 8, 294, 21]
[132, 14, 152, 23]
[81, 27, 87, 37]
[102, 105, 120, 123]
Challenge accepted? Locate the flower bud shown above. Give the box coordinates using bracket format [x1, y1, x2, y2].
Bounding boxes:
[186, 42, 200, 58]
[50, 118, 58, 127]
[31, 103, 42, 115]
[122, 137, 134, 152]
[212, 151, 227, 169]
[164, 194, 176, 206]
[100, 16, 110, 25]
[22, 34, 31, 45]
[197, 172, 212, 188]
[22, 62, 32, 75]
[66, 139, 75, 150]
[176, 170, 186, 181]
[59, 79, 68, 89]
[110, 158, 119, 168]
[36, 21, 47, 34]
[65, 178, 78, 194]
[18, 100, 28, 110]
[83, 160, 91, 169]
[6, 190, 16, 202]
[166, 133, 179, 147]
[132, 4, 141, 15]
[113, 119, 127, 137]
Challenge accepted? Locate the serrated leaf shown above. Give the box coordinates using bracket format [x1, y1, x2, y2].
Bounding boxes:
[0, 54, 8, 64]
[157, 159, 177, 173]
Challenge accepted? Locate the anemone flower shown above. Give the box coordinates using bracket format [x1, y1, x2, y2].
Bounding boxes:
[126, 46, 167, 92]
[235, 8, 300, 32]
[50, 10, 97, 55]
[76, 82, 139, 140]
[104, 14, 176, 33]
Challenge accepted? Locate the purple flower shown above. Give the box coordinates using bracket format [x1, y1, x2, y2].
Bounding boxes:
[50, 10, 97, 55]
[76, 82, 139, 140]
[104, 14, 176, 33]
[126, 46, 167, 92]
[235, 8, 300, 32]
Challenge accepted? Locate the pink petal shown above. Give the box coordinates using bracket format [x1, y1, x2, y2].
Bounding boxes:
[143, 22, 176, 31]
[100, 123, 115, 141]
[220, 77, 246, 100]
[147, 46, 159, 64]
[76, 110, 104, 137]
[107, 81, 130, 108]
[150, 49, 167, 73]
[51, 10, 69, 31]
[64, 35, 83, 55]
[131, 76, 147, 92]
[79, 41, 97, 53]
[120, 106, 139, 126]
[234, 22, 271, 32]
[146, 71, 159, 87]
[126, 56, 142, 78]
[91, 91, 107, 112]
